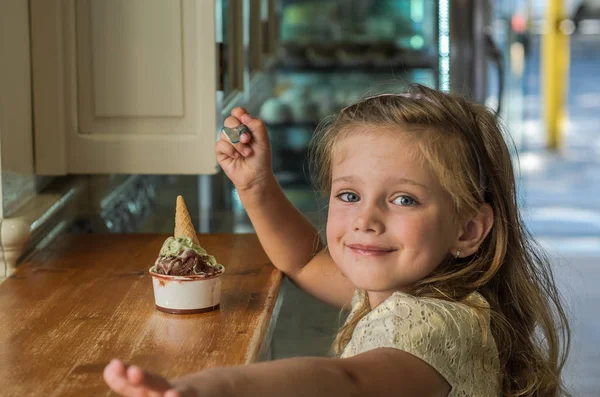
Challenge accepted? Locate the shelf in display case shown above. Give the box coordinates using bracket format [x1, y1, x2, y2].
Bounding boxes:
[277, 42, 437, 73]
[276, 60, 436, 73]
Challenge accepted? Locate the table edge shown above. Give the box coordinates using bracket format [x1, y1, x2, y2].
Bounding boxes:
[244, 268, 284, 363]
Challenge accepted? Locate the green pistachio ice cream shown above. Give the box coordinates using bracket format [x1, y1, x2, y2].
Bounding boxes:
[153, 236, 224, 277]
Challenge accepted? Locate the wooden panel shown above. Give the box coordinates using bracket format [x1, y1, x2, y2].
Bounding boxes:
[0, 0, 36, 218]
[30, 0, 218, 174]
[0, 233, 282, 396]
[29, 0, 68, 175]
[84, 0, 184, 118]
[75, 0, 198, 134]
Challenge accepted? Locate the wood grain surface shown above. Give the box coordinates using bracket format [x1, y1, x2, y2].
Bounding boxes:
[0, 233, 282, 396]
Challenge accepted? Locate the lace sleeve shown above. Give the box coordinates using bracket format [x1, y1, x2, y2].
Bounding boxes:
[341, 292, 500, 397]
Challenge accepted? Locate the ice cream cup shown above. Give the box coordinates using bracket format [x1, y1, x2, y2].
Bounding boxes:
[149, 266, 224, 314]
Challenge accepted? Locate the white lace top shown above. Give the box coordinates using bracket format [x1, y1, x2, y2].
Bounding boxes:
[340, 291, 500, 397]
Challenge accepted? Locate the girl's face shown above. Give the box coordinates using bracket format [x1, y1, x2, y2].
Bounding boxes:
[326, 128, 460, 303]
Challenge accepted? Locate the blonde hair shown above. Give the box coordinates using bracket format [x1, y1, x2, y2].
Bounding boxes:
[309, 84, 571, 396]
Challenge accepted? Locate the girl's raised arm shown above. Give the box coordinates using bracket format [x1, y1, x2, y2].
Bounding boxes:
[215, 108, 354, 308]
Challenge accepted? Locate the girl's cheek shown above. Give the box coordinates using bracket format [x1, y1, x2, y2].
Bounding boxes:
[325, 216, 338, 242]
[328, 204, 346, 222]
[392, 217, 427, 243]
[329, 211, 353, 232]
[326, 215, 343, 236]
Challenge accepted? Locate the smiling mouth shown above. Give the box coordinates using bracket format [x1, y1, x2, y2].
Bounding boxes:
[346, 244, 397, 256]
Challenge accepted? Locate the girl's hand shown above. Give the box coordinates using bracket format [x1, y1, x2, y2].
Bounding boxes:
[103, 359, 195, 397]
[215, 107, 273, 192]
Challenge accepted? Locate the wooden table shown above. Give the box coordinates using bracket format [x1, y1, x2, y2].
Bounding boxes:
[0, 233, 283, 396]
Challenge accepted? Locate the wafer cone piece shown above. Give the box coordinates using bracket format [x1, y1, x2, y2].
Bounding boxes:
[174, 195, 200, 245]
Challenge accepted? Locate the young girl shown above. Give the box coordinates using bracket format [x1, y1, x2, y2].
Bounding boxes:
[104, 85, 570, 397]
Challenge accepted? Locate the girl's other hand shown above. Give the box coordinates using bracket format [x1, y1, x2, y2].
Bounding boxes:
[215, 107, 273, 192]
[103, 359, 195, 397]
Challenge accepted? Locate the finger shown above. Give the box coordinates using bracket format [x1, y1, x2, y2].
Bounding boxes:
[231, 106, 249, 120]
[239, 131, 252, 144]
[215, 138, 241, 160]
[231, 107, 253, 143]
[103, 359, 127, 387]
[231, 109, 253, 144]
[126, 365, 144, 385]
[104, 359, 138, 396]
[126, 365, 172, 392]
[239, 114, 268, 145]
[218, 131, 252, 157]
[223, 115, 241, 129]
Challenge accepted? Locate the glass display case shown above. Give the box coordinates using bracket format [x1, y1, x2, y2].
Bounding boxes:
[258, 0, 503, 188]
[277, 0, 438, 71]
[261, 0, 442, 186]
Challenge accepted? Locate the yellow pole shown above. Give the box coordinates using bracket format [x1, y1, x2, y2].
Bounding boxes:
[542, 0, 570, 150]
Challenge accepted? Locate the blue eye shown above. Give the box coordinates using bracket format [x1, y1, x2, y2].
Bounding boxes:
[392, 195, 417, 206]
[337, 192, 360, 202]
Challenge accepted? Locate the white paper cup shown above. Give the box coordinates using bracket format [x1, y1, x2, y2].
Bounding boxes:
[149, 266, 224, 314]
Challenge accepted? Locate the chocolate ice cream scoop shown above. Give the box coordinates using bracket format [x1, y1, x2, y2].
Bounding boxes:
[155, 249, 219, 277]
[152, 236, 224, 277]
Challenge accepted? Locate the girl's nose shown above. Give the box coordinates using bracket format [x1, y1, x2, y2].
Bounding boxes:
[352, 207, 385, 234]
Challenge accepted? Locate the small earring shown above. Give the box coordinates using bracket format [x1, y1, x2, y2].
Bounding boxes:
[455, 248, 462, 259]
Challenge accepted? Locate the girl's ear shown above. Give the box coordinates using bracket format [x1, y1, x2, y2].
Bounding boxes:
[453, 203, 494, 258]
